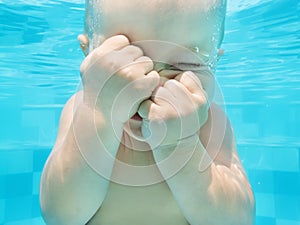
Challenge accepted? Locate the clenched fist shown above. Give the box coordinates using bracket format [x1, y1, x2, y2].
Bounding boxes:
[138, 71, 209, 149]
[80, 35, 160, 124]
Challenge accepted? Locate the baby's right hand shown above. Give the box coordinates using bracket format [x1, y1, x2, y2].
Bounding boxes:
[80, 35, 160, 123]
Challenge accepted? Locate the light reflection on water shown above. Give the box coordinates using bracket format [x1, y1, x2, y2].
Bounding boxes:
[0, 0, 83, 102]
[0, 0, 299, 102]
[219, 0, 300, 97]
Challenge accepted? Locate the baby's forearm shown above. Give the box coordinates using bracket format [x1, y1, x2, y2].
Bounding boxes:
[40, 101, 123, 225]
[153, 135, 255, 225]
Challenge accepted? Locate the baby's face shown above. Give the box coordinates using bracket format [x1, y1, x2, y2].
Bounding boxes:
[86, 0, 225, 68]
[83, 0, 226, 139]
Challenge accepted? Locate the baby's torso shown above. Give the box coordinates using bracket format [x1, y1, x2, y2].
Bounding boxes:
[86, 103, 231, 225]
[86, 180, 189, 225]
[86, 139, 189, 225]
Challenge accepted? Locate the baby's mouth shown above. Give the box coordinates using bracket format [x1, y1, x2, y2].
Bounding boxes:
[131, 112, 142, 121]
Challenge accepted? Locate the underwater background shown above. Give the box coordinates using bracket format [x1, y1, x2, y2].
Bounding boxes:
[0, 0, 299, 224]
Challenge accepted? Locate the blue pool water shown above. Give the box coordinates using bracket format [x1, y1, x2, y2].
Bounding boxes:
[0, 0, 299, 224]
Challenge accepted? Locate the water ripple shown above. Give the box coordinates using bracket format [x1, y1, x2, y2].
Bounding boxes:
[0, 0, 299, 104]
[216, 0, 300, 102]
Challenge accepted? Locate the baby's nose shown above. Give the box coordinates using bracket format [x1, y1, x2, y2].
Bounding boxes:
[153, 62, 181, 79]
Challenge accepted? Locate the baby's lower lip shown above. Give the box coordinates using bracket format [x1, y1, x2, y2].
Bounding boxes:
[131, 113, 142, 121]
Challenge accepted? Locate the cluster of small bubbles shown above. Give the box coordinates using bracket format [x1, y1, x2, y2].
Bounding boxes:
[90, 34, 103, 52]
[85, 0, 104, 52]
[209, 37, 219, 71]
[196, 0, 226, 71]
[197, 44, 218, 71]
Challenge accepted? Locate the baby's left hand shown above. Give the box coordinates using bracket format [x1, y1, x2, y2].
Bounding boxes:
[138, 71, 209, 149]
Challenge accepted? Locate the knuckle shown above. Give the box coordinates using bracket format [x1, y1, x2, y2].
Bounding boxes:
[140, 58, 155, 74]
[138, 56, 154, 68]
[198, 94, 208, 106]
[118, 64, 137, 78]
[127, 45, 143, 55]
[106, 35, 130, 50]
[139, 56, 153, 63]
[194, 92, 209, 108]
[102, 54, 125, 74]
[164, 79, 177, 88]
[115, 34, 130, 45]
[105, 34, 130, 46]
[107, 60, 121, 73]
[134, 79, 151, 93]
[184, 71, 202, 86]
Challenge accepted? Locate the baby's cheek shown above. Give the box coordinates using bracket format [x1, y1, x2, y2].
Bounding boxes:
[206, 78, 216, 103]
[195, 72, 216, 103]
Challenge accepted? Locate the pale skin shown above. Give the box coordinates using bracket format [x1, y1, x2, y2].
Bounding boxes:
[40, 1, 255, 224]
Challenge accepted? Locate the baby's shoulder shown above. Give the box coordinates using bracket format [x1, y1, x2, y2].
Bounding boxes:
[54, 91, 83, 147]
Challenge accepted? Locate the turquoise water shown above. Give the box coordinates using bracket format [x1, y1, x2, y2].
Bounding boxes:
[0, 0, 299, 224]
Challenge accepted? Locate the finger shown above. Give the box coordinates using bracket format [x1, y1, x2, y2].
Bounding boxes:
[174, 71, 203, 94]
[117, 45, 144, 62]
[138, 99, 162, 121]
[163, 79, 191, 101]
[132, 70, 160, 97]
[173, 72, 208, 106]
[163, 79, 204, 116]
[80, 35, 130, 73]
[151, 85, 176, 106]
[132, 56, 154, 74]
[138, 99, 153, 119]
[163, 79, 196, 111]
[100, 35, 130, 51]
[92, 35, 130, 59]
[142, 70, 160, 91]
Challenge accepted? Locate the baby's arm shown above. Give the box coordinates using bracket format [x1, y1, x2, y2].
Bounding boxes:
[40, 35, 159, 225]
[40, 92, 117, 225]
[160, 109, 255, 225]
[139, 72, 255, 225]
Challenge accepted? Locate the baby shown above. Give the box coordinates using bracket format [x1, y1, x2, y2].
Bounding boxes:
[40, 0, 255, 224]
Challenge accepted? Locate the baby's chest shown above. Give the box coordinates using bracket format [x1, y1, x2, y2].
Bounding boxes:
[86, 181, 189, 225]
